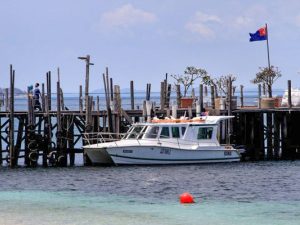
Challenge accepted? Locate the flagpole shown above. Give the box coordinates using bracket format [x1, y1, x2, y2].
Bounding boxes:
[265, 23, 272, 97]
[266, 23, 271, 69]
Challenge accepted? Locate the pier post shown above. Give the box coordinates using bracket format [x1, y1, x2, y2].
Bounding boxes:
[79, 85, 83, 113]
[288, 80, 292, 108]
[130, 81, 135, 110]
[9, 66, 15, 167]
[258, 84, 262, 108]
[42, 83, 45, 112]
[46, 71, 52, 110]
[160, 82, 165, 110]
[68, 116, 75, 166]
[199, 84, 203, 111]
[210, 85, 215, 109]
[176, 84, 181, 107]
[266, 112, 273, 159]
[240, 85, 244, 108]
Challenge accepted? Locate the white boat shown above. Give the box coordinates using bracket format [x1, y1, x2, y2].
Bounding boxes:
[83, 116, 242, 165]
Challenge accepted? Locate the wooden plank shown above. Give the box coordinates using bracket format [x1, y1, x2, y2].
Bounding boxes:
[121, 108, 133, 124]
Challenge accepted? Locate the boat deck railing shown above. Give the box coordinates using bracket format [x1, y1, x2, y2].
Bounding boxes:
[82, 132, 126, 146]
[82, 132, 226, 149]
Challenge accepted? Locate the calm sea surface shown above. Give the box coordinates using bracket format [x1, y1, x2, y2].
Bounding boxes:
[0, 161, 299, 225]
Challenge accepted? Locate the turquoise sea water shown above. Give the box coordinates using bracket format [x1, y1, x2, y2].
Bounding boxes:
[0, 161, 299, 225]
[0, 191, 299, 225]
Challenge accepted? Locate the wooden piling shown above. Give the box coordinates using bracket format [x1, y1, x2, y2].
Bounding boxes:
[166, 84, 171, 108]
[79, 85, 83, 113]
[210, 85, 215, 109]
[146, 83, 151, 101]
[84, 55, 91, 114]
[199, 84, 203, 111]
[288, 80, 292, 108]
[160, 82, 165, 110]
[41, 83, 45, 112]
[240, 85, 244, 108]
[176, 85, 181, 107]
[46, 71, 51, 110]
[130, 80, 135, 110]
[9, 66, 15, 167]
[258, 84, 262, 108]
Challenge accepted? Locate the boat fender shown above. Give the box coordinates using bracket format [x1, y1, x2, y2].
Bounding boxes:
[28, 141, 38, 151]
[47, 151, 57, 165]
[57, 155, 66, 164]
[29, 151, 38, 162]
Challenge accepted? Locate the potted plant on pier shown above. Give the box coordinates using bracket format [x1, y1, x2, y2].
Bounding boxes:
[214, 74, 237, 109]
[251, 66, 282, 108]
[171, 66, 208, 108]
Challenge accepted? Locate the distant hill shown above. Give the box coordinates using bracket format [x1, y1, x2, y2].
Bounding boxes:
[0, 88, 26, 95]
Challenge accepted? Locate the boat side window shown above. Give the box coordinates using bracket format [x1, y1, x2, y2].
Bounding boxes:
[127, 126, 144, 139]
[145, 126, 160, 139]
[138, 126, 147, 139]
[197, 127, 213, 140]
[181, 127, 186, 137]
[171, 127, 180, 138]
[160, 127, 170, 139]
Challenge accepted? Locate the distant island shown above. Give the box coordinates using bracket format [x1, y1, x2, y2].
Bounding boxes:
[0, 88, 26, 95]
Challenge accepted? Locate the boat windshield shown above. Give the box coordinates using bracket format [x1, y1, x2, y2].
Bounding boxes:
[126, 125, 146, 139]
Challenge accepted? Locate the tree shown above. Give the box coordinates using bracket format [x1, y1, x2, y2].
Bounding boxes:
[251, 66, 282, 98]
[171, 66, 208, 97]
[215, 74, 237, 97]
[200, 74, 237, 97]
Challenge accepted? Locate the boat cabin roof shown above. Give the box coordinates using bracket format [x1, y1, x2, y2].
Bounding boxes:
[133, 116, 234, 126]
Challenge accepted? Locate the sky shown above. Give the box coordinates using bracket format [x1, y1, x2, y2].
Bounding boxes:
[1, 0, 300, 93]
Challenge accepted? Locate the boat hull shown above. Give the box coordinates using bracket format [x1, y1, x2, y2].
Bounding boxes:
[85, 145, 240, 165]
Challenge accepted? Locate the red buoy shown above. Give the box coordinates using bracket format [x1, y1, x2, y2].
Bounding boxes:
[179, 192, 195, 204]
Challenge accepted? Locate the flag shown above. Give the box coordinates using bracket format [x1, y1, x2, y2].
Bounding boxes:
[249, 26, 267, 42]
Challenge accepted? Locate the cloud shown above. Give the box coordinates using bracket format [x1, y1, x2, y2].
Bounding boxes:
[100, 4, 157, 29]
[234, 16, 253, 27]
[185, 12, 222, 38]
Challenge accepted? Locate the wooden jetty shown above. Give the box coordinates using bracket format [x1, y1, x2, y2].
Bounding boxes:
[1, 62, 300, 167]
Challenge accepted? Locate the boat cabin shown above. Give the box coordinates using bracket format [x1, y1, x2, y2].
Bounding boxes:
[124, 122, 219, 144]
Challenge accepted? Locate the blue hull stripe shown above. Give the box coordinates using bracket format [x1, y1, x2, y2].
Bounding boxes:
[110, 154, 240, 162]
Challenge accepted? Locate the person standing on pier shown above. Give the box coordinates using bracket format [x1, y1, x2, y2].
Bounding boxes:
[33, 83, 42, 111]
